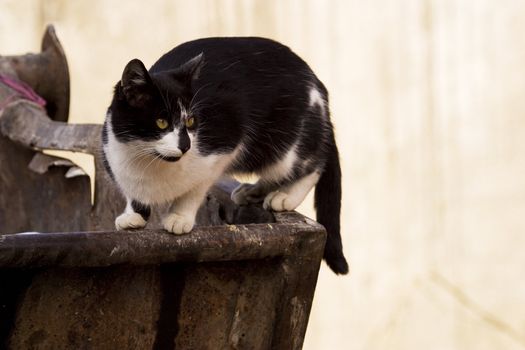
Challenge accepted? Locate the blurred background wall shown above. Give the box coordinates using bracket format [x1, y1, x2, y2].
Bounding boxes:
[2, 0, 525, 349]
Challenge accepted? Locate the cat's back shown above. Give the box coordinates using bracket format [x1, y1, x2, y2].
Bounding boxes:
[149, 37, 329, 174]
[150, 37, 313, 79]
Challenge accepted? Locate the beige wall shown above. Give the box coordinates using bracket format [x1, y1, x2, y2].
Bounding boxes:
[2, 0, 525, 349]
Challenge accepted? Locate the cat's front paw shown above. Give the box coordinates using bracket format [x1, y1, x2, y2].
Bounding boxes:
[115, 212, 147, 230]
[163, 213, 194, 234]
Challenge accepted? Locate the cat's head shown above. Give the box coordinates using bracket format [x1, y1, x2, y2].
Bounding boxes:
[108, 54, 204, 162]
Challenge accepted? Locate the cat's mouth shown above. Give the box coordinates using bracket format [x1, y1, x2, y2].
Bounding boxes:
[153, 151, 181, 162]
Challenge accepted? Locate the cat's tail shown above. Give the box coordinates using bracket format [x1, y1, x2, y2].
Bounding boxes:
[314, 133, 349, 275]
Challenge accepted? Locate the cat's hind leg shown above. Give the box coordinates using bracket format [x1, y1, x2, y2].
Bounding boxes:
[263, 171, 321, 211]
[115, 199, 150, 230]
[233, 164, 321, 212]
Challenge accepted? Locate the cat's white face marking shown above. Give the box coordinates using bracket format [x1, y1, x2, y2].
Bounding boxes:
[309, 87, 326, 113]
[178, 99, 189, 119]
[259, 143, 298, 183]
[155, 130, 184, 158]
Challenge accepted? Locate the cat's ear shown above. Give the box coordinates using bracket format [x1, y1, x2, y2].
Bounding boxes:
[177, 53, 205, 82]
[121, 59, 153, 107]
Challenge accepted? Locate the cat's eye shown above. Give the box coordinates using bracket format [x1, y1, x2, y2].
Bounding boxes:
[156, 118, 169, 130]
[185, 116, 195, 128]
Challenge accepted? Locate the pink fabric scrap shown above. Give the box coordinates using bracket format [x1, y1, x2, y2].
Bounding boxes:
[0, 74, 46, 110]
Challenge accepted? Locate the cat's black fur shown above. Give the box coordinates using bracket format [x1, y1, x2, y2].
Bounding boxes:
[103, 37, 348, 274]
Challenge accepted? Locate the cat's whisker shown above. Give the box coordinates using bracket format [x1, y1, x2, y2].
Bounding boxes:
[189, 82, 212, 110]
[141, 153, 162, 174]
[117, 153, 151, 173]
[115, 146, 158, 172]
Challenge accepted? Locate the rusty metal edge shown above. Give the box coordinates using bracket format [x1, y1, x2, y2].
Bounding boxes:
[0, 212, 326, 269]
[41, 24, 70, 123]
[0, 101, 100, 154]
[271, 217, 326, 350]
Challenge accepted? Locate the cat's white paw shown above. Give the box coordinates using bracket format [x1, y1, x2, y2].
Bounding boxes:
[115, 212, 147, 230]
[263, 191, 300, 211]
[163, 213, 194, 234]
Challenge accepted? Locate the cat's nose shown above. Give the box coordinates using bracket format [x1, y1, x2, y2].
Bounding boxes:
[178, 130, 191, 154]
[179, 139, 190, 154]
[180, 144, 190, 154]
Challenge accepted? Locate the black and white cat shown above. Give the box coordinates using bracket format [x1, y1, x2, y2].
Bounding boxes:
[102, 37, 348, 274]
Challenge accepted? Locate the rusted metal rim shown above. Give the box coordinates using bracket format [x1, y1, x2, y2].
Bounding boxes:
[0, 212, 326, 269]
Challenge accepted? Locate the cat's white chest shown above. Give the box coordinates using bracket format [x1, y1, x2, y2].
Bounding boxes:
[105, 133, 222, 205]
[117, 155, 199, 204]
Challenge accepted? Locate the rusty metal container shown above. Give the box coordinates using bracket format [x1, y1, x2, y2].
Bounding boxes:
[0, 26, 326, 349]
[0, 213, 325, 350]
